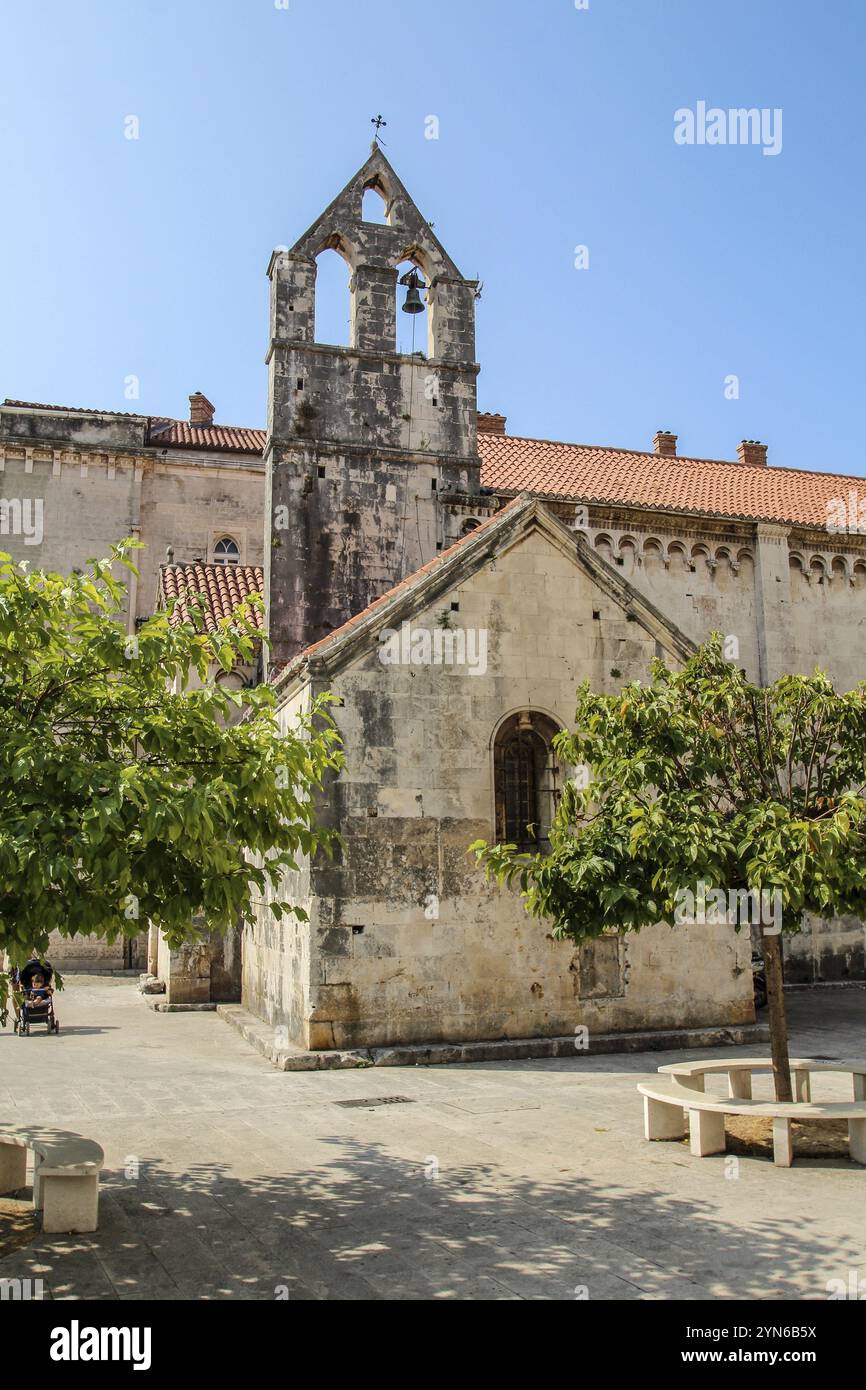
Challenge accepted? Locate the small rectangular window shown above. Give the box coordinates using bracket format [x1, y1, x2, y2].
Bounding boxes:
[318, 466, 326, 479]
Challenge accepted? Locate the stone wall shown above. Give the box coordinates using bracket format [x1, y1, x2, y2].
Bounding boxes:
[527, 504, 866, 693]
[0, 411, 265, 627]
[784, 913, 866, 985]
[156, 923, 242, 1006]
[43, 931, 145, 973]
[255, 522, 754, 1050]
[136, 455, 264, 616]
[242, 684, 317, 1037]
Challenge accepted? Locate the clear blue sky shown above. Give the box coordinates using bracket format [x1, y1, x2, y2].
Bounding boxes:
[1, 0, 864, 473]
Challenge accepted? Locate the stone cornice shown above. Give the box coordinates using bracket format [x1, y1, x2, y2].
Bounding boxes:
[266, 338, 480, 376]
[266, 438, 479, 470]
[0, 441, 263, 477]
[491, 494, 866, 555]
[493, 491, 765, 539]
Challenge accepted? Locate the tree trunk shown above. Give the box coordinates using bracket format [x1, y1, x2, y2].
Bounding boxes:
[762, 933, 792, 1102]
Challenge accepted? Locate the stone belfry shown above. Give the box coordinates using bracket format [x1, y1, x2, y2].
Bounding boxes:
[265, 144, 481, 670]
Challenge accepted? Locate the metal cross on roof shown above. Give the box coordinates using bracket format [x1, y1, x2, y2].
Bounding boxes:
[371, 114, 387, 144]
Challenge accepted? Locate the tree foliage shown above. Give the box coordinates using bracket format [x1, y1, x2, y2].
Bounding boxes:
[474, 636, 866, 937]
[473, 637, 866, 1100]
[0, 543, 343, 1020]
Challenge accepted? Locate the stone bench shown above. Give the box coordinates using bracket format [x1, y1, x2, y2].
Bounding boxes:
[657, 1056, 866, 1104]
[638, 1077, 866, 1168]
[0, 1127, 103, 1233]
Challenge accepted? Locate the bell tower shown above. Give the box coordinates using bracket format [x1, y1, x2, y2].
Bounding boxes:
[265, 145, 481, 670]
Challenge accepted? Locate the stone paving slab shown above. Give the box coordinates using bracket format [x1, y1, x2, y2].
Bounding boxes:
[1, 976, 864, 1301]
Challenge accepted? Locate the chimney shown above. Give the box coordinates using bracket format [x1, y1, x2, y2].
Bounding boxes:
[477, 413, 507, 436]
[653, 430, 678, 457]
[737, 439, 768, 467]
[189, 392, 215, 427]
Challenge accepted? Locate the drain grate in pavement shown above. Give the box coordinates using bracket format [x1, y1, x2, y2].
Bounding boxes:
[335, 1096, 416, 1110]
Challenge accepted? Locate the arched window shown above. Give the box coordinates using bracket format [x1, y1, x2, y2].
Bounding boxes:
[494, 712, 563, 852]
[214, 536, 240, 565]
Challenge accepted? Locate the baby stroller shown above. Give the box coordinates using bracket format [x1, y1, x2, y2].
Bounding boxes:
[13, 959, 60, 1036]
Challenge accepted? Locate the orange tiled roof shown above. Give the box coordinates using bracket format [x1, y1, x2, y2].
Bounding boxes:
[159, 563, 264, 633]
[477, 434, 858, 528]
[148, 419, 267, 453]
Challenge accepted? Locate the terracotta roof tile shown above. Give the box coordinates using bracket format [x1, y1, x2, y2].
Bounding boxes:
[477, 433, 859, 529]
[159, 563, 263, 633]
[148, 419, 267, 453]
[2, 398, 147, 419]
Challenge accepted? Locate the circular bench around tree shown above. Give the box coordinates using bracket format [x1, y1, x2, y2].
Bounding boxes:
[638, 1059, 866, 1168]
[657, 1056, 866, 1104]
[0, 1127, 103, 1233]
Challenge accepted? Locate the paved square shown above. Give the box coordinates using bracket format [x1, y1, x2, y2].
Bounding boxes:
[1, 978, 863, 1300]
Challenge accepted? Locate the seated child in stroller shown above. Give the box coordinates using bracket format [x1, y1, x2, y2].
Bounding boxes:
[14, 958, 60, 1035]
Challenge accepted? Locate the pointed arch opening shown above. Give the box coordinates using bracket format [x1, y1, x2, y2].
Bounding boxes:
[362, 184, 390, 225]
[395, 255, 431, 358]
[314, 246, 352, 347]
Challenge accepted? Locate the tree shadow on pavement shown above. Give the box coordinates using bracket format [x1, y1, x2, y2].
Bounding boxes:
[2, 1135, 857, 1302]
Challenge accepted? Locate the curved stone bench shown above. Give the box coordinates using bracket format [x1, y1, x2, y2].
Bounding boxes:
[658, 1057, 866, 1104]
[0, 1127, 103, 1233]
[638, 1077, 866, 1168]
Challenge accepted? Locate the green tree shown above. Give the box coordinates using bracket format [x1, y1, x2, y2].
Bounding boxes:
[0, 543, 343, 1023]
[473, 636, 866, 1102]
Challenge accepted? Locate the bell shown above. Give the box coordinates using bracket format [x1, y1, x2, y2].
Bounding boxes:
[401, 270, 425, 315]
